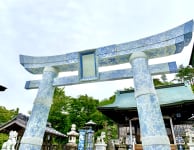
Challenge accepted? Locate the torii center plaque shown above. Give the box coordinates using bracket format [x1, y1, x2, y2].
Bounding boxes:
[19, 20, 193, 150]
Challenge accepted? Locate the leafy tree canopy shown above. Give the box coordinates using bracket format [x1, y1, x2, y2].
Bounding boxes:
[0, 107, 18, 125]
[48, 87, 118, 144]
[175, 65, 194, 92]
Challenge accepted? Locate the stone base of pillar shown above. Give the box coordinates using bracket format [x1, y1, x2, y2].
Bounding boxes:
[188, 143, 194, 150]
[95, 143, 107, 150]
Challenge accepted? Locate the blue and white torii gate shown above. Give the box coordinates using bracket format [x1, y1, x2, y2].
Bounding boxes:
[19, 20, 193, 150]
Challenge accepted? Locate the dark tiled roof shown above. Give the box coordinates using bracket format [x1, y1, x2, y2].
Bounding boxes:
[0, 113, 66, 137]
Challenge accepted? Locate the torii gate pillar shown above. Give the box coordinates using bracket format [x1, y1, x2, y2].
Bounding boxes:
[129, 52, 170, 150]
[19, 67, 58, 149]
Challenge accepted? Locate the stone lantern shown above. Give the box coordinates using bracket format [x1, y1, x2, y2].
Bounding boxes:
[66, 124, 79, 150]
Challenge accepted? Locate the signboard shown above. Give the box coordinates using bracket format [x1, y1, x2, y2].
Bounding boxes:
[80, 51, 98, 80]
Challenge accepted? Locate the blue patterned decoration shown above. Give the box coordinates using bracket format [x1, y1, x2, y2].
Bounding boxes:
[130, 52, 171, 150]
[20, 20, 193, 74]
[19, 67, 58, 150]
[78, 129, 86, 150]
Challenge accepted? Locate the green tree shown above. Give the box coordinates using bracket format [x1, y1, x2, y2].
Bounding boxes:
[69, 95, 99, 129]
[48, 87, 71, 144]
[175, 65, 194, 92]
[98, 95, 115, 106]
[0, 107, 18, 125]
[68, 94, 118, 141]
[97, 95, 118, 140]
[0, 133, 8, 149]
[68, 97, 88, 129]
[153, 78, 164, 86]
[48, 87, 118, 145]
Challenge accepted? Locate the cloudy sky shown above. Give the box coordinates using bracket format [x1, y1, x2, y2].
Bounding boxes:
[0, 0, 194, 114]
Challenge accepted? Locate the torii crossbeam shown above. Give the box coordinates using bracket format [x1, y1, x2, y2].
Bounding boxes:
[19, 20, 193, 150]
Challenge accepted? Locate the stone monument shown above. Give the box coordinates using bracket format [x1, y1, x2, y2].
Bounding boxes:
[19, 20, 193, 150]
[65, 124, 79, 150]
[2, 130, 18, 150]
[95, 132, 107, 150]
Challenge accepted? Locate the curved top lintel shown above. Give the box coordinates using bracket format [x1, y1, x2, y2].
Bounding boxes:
[20, 20, 193, 74]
